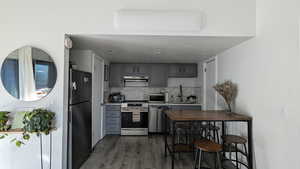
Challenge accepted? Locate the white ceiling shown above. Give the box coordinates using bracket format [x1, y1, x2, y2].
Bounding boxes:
[71, 34, 251, 63]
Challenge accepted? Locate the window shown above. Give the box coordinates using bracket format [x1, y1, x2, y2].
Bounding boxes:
[34, 61, 49, 89]
[1, 59, 19, 98]
[33, 60, 56, 90]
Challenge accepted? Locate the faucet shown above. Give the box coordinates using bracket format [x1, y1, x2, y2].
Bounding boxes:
[178, 85, 183, 102]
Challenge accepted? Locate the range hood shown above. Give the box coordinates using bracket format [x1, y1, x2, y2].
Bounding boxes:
[123, 76, 149, 87]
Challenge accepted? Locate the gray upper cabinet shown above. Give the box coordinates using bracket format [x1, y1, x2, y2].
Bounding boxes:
[168, 63, 197, 77]
[124, 64, 150, 76]
[109, 63, 198, 87]
[109, 64, 123, 87]
[149, 64, 168, 87]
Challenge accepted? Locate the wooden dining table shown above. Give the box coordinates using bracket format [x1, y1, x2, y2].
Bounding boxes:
[163, 110, 253, 169]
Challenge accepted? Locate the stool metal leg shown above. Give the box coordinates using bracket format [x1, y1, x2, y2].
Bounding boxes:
[216, 129, 220, 144]
[194, 149, 199, 169]
[228, 144, 232, 160]
[243, 143, 248, 164]
[213, 122, 216, 142]
[215, 153, 218, 169]
[198, 150, 202, 169]
[235, 143, 238, 169]
[217, 152, 222, 169]
[186, 131, 189, 144]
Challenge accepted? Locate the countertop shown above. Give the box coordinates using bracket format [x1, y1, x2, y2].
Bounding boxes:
[165, 110, 252, 121]
[104, 102, 202, 106]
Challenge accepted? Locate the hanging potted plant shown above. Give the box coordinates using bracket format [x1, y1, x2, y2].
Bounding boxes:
[9, 108, 55, 147]
[213, 80, 237, 112]
[0, 111, 11, 139]
[20, 109, 55, 144]
[0, 111, 11, 131]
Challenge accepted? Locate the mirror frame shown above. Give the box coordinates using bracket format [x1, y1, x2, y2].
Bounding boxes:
[1, 46, 57, 101]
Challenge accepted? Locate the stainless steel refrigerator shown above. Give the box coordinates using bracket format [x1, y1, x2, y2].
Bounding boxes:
[68, 69, 92, 169]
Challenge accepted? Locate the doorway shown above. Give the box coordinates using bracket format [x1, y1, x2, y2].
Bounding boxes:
[92, 56, 105, 146]
[203, 57, 217, 110]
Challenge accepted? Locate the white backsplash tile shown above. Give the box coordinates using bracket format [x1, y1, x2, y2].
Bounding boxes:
[110, 86, 202, 103]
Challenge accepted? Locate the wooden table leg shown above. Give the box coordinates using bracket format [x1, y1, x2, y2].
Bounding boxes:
[221, 121, 226, 137]
[248, 120, 253, 169]
[164, 113, 168, 157]
[172, 121, 176, 169]
[221, 121, 226, 157]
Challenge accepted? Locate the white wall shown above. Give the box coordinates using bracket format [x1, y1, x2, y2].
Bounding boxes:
[217, 0, 300, 168]
[0, 1, 255, 169]
[0, 0, 255, 36]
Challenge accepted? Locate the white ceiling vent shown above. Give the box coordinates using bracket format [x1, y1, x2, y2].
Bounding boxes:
[114, 9, 205, 32]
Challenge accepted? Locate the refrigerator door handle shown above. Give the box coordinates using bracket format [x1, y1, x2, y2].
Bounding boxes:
[68, 106, 72, 124]
[72, 82, 77, 90]
[156, 109, 159, 132]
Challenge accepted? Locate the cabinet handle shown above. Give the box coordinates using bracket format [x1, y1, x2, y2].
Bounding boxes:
[156, 109, 159, 132]
[121, 79, 124, 87]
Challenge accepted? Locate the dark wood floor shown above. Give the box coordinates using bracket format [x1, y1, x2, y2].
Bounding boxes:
[80, 135, 195, 169]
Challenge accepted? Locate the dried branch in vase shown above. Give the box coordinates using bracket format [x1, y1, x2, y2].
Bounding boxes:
[213, 80, 237, 112]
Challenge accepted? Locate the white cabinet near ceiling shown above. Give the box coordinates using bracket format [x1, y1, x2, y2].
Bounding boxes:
[70, 50, 93, 73]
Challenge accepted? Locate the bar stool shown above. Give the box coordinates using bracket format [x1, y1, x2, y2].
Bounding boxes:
[193, 139, 223, 169]
[222, 135, 248, 169]
[176, 122, 191, 144]
[200, 122, 220, 143]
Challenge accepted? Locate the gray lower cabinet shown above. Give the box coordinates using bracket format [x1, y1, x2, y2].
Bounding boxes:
[149, 64, 168, 87]
[149, 104, 202, 133]
[105, 105, 121, 135]
[149, 105, 168, 133]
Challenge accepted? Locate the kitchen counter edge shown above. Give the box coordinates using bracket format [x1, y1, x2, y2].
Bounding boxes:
[104, 103, 202, 106]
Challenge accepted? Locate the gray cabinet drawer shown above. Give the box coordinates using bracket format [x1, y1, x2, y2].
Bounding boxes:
[106, 111, 120, 118]
[106, 130, 120, 135]
[106, 124, 120, 131]
[105, 105, 121, 111]
[106, 117, 120, 124]
[105, 117, 121, 135]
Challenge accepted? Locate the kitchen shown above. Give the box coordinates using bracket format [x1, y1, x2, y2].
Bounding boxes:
[107, 63, 202, 136]
[1, 1, 299, 169]
[67, 34, 252, 169]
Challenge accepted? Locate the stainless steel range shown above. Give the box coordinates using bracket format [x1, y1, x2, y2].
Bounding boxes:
[121, 101, 149, 136]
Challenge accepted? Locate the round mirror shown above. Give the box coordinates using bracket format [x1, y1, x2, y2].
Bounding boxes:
[1, 46, 57, 101]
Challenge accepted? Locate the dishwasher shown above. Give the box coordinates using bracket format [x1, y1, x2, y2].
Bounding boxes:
[149, 106, 168, 133]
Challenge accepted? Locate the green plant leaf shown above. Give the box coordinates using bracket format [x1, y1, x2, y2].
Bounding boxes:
[23, 134, 30, 140]
[22, 108, 55, 136]
[10, 138, 16, 143]
[15, 140, 24, 147]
